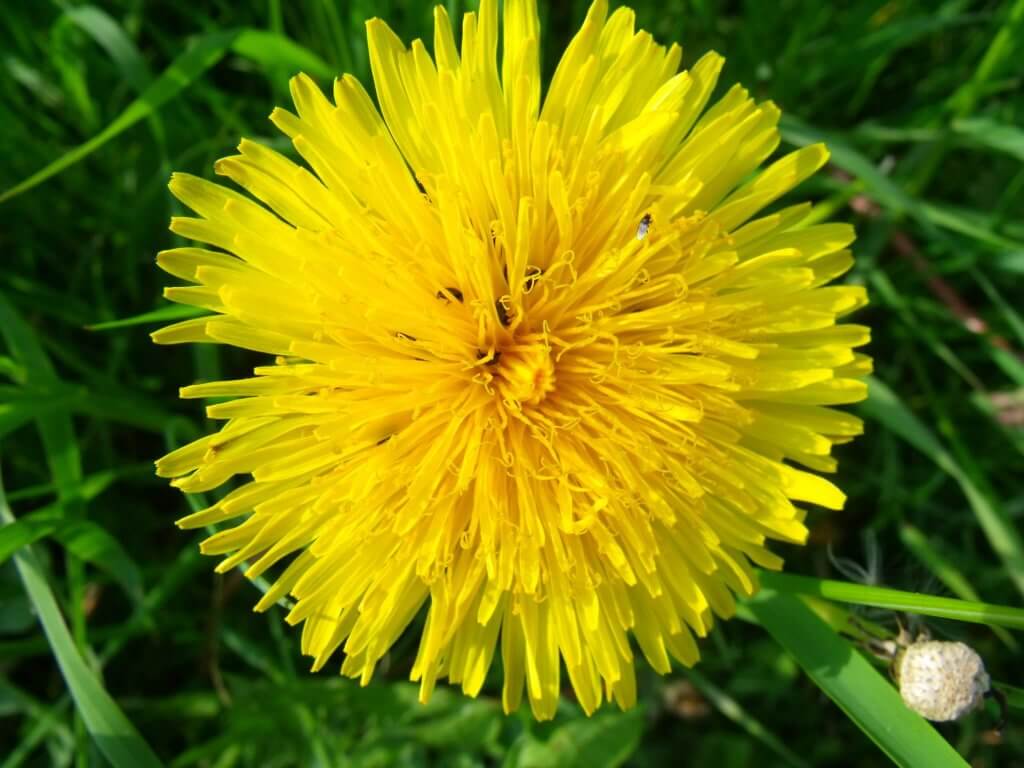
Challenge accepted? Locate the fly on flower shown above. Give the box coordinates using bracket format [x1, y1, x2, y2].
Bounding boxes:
[154, 0, 870, 720]
[637, 213, 652, 240]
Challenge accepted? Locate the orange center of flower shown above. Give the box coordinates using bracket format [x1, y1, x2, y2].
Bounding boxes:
[495, 343, 555, 405]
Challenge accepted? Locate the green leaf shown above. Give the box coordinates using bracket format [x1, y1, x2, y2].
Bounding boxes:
[952, 117, 1024, 162]
[56, 521, 144, 604]
[972, 268, 1024, 347]
[947, 0, 1024, 117]
[408, 698, 502, 752]
[0, 289, 90, 762]
[507, 708, 645, 768]
[0, 381, 178, 438]
[88, 304, 205, 331]
[0, 292, 84, 518]
[0, 513, 60, 564]
[916, 199, 1023, 251]
[0, 29, 238, 204]
[0, 474, 162, 768]
[780, 114, 921, 219]
[0, 514, 142, 604]
[859, 376, 1024, 599]
[899, 525, 1017, 649]
[232, 29, 334, 80]
[746, 590, 969, 768]
[780, 115, 1024, 251]
[760, 571, 1024, 630]
[64, 5, 153, 93]
[683, 667, 810, 768]
[0, 384, 84, 440]
[993, 251, 1024, 274]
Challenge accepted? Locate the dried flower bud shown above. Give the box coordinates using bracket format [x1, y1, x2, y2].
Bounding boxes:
[896, 641, 990, 722]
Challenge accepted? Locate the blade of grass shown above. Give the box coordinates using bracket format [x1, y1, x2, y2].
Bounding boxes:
[971, 268, 1024, 347]
[0, 375, 180, 437]
[0, 514, 143, 605]
[868, 271, 984, 392]
[899, 524, 1017, 649]
[0, 385, 84, 440]
[0, 294, 83, 509]
[50, 17, 100, 132]
[0, 512, 61, 563]
[0, 466, 140, 606]
[6, 465, 145, 506]
[0, 695, 73, 768]
[781, 115, 1024, 251]
[746, 590, 969, 768]
[760, 571, 1024, 630]
[0, 291, 90, 763]
[87, 304, 205, 331]
[859, 375, 1024, 599]
[952, 117, 1024, 163]
[916, 199, 1024, 251]
[64, 5, 153, 92]
[683, 667, 810, 768]
[780, 113, 921, 221]
[232, 29, 334, 79]
[0, 29, 239, 203]
[947, 0, 1024, 117]
[0, 472, 162, 768]
[55, 521, 143, 605]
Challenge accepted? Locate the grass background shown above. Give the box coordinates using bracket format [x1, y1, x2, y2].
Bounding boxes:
[1, 0, 1023, 765]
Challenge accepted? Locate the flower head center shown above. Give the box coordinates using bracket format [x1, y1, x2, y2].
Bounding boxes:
[495, 344, 555, 405]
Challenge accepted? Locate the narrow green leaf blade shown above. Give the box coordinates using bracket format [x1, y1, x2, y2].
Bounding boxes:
[0, 515, 60, 564]
[899, 524, 1017, 649]
[952, 117, 1024, 162]
[0, 30, 238, 203]
[747, 590, 969, 768]
[87, 304, 205, 331]
[232, 29, 334, 79]
[56, 521, 144, 604]
[860, 376, 1024, 598]
[0, 476, 162, 768]
[684, 667, 810, 768]
[780, 115, 1024, 251]
[760, 571, 1024, 630]
[0, 513, 140, 603]
[64, 5, 153, 92]
[510, 708, 645, 768]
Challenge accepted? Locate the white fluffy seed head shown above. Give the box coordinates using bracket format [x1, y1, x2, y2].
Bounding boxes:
[895, 640, 990, 722]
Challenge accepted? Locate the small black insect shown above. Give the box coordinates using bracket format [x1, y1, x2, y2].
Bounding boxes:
[376, 434, 392, 446]
[636, 212, 652, 240]
[436, 287, 464, 303]
[395, 331, 417, 342]
[495, 300, 511, 327]
[414, 176, 427, 195]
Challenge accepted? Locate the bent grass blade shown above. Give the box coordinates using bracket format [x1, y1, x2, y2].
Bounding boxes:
[747, 590, 969, 768]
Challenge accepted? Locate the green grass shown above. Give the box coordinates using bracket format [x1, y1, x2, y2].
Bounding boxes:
[1, 0, 1023, 765]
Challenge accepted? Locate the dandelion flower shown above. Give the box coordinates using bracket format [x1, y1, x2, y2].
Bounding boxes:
[155, 0, 870, 719]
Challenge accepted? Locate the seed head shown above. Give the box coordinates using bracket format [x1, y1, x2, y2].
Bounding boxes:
[895, 640, 990, 722]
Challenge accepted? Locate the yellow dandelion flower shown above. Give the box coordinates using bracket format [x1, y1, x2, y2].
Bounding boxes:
[154, 0, 870, 720]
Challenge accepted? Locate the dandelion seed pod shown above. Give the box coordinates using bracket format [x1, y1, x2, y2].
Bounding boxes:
[895, 641, 990, 722]
[154, 0, 871, 719]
